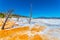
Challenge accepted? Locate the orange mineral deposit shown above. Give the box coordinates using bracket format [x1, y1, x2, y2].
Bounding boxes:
[0, 25, 45, 40]
[9, 34, 29, 40]
[31, 34, 43, 40]
[31, 26, 46, 32]
[39, 26, 46, 31]
[31, 27, 40, 33]
[0, 21, 15, 29]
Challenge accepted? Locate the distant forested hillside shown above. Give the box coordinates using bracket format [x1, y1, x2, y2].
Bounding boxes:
[0, 12, 29, 18]
[35, 17, 60, 19]
[0, 13, 5, 18]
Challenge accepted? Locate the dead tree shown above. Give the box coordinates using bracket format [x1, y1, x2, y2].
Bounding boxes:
[1, 9, 13, 30]
[17, 16, 20, 21]
[29, 3, 32, 24]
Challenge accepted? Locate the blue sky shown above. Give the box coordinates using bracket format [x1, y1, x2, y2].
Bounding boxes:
[0, 0, 60, 18]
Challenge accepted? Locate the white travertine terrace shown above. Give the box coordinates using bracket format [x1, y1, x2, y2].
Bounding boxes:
[0, 18, 60, 40]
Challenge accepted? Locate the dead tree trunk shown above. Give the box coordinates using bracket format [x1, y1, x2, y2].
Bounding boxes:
[17, 16, 20, 21]
[1, 10, 13, 30]
[29, 3, 32, 24]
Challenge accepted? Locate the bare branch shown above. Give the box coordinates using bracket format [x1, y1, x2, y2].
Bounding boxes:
[1, 9, 13, 30]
